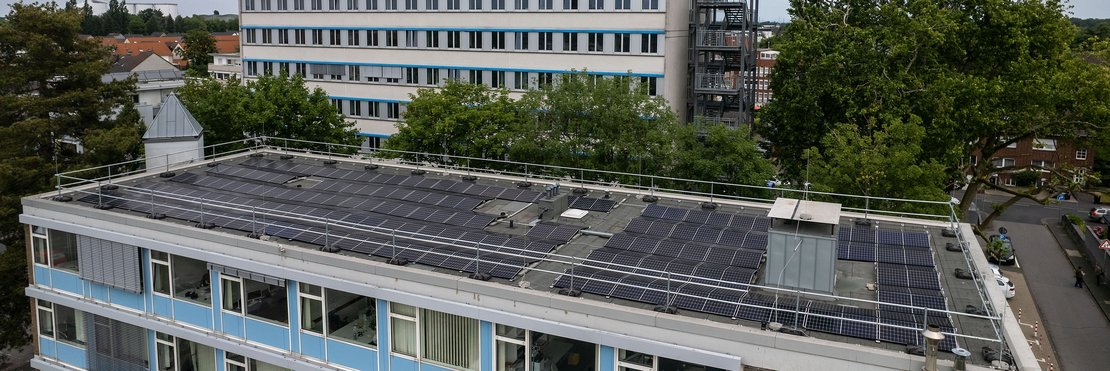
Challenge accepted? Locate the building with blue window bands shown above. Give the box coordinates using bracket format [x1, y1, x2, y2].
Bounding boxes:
[237, 0, 759, 148]
[23, 140, 1036, 371]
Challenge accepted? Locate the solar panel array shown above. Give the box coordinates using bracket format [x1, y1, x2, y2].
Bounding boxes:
[837, 227, 933, 266]
[241, 158, 542, 203]
[77, 159, 570, 279]
[526, 222, 583, 242]
[554, 204, 767, 317]
[568, 197, 617, 212]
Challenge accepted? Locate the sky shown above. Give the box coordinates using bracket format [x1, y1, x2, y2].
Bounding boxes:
[0, 0, 1108, 22]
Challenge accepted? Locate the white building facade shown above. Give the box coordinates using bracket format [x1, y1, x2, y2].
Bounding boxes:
[238, 0, 692, 145]
[87, 1, 180, 18]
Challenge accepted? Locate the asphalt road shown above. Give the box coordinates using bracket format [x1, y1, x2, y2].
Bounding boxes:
[996, 220, 1110, 371]
[959, 191, 1098, 225]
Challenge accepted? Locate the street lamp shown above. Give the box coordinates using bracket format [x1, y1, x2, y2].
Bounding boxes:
[922, 324, 945, 371]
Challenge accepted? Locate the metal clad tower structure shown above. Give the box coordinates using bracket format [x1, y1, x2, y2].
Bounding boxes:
[689, 0, 758, 128]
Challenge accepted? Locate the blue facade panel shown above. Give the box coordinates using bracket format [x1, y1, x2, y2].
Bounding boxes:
[299, 332, 326, 360]
[480, 321, 493, 371]
[599, 345, 615, 371]
[55, 341, 87, 369]
[173, 299, 213, 329]
[109, 287, 144, 311]
[50, 269, 82, 296]
[327, 338, 378, 371]
[88, 282, 110, 302]
[152, 295, 172, 317]
[39, 337, 56, 359]
[286, 283, 299, 352]
[389, 356, 418, 371]
[222, 312, 245, 338]
[33, 265, 51, 287]
[244, 317, 290, 350]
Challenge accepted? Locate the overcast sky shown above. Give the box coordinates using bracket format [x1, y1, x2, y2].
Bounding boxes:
[1, 0, 1108, 23]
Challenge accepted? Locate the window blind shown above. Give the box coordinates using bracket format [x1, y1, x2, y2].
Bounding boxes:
[422, 309, 479, 370]
[76, 235, 142, 293]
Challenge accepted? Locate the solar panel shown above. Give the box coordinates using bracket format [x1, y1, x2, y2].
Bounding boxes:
[569, 197, 617, 212]
[876, 263, 942, 290]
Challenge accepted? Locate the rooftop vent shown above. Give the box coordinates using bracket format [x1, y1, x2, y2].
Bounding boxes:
[764, 198, 842, 295]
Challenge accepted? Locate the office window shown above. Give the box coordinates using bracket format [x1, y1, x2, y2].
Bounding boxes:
[246, 61, 257, 76]
[326, 288, 377, 346]
[262, 62, 274, 76]
[245, 0, 256, 11]
[390, 303, 417, 356]
[495, 325, 527, 371]
[348, 0, 359, 9]
[427, 0, 439, 9]
[514, 0, 528, 9]
[562, 32, 578, 51]
[368, 101, 380, 117]
[31, 228, 47, 265]
[615, 33, 630, 52]
[311, 0, 322, 9]
[387, 103, 401, 119]
[469, 31, 483, 49]
[221, 275, 242, 313]
[243, 277, 287, 324]
[406, 30, 419, 47]
[514, 32, 529, 50]
[329, 30, 341, 45]
[386, 30, 399, 46]
[538, 0, 552, 9]
[448, 31, 461, 48]
[295, 29, 306, 44]
[348, 30, 360, 46]
[244, 29, 255, 43]
[348, 65, 361, 81]
[298, 283, 324, 334]
[389, 304, 479, 369]
[427, 68, 440, 85]
[280, 0, 291, 10]
[426, 31, 440, 48]
[406, 67, 420, 84]
[406, 0, 418, 9]
[491, 32, 506, 49]
[53, 304, 86, 345]
[492, 0, 505, 9]
[367, 0, 379, 9]
[386, 0, 398, 9]
[37, 300, 54, 339]
[261, 29, 272, 44]
[469, 0, 482, 9]
[614, 0, 628, 9]
[329, 0, 341, 9]
[294, 0, 304, 9]
[47, 229, 78, 272]
[491, 71, 505, 88]
[588, 32, 603, 51]
[278, 29, 289, 44]
[512, 71, 527, 90]
[150, 250, 171, 295]
[157, 333, 216, 371]
[448, 0, 460, 9]
[262, 0, 272, 10]
[295, 63, 307, 78]
[588, 0, 601, 9]
[368, 30, 380, 46]
[469, 70, 483, 84]
[171, 255, 211, 306]
[312, 29, 324, 45]
[1077, 149, 1089, 160]
[639, 76, 658, 96]
[641, 0, 657, 9]
[538, 72, 553, 87]
[563, 0, 577, 9]
[448, 69, 462, 81]
[641, 34, 658, 53]
[538, 32, 553, 50]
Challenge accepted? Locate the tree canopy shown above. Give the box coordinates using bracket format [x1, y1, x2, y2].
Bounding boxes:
[180, 29, 216, 76]
[761, 0, 1110, 221]
[389, 75, 773, 193]
[177, 72, 360, 150]
[0, 2, 142, 352]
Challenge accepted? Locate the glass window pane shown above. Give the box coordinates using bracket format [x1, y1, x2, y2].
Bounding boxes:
[153, 262, 171, 295]
[54, 305, 86, 345]
[390, 317, 417, 356]
[496, 324, 525, 340]
[326, 288, 376, 346]
[177, 338, 217, 371]
[33, 236, 48, 265]
[151, 250, 169, 262]
[618, 349, 652, 367]
[421, 309, 479, 370]
[301, 296, 323, 334]
[391, 302, 416, 317]
[532, 332, 596, 371]
[48, 229, 79, 272]
[249, 358, 291, 371]
[172, 255, 211, 305]
[38, 308, 54, 338]
[156, 341, 174, 371]
[497, 340, 525, 371]
[222, 278, 242, 312]
[299, 282, 321, 297]
[244, 278, 288, 324]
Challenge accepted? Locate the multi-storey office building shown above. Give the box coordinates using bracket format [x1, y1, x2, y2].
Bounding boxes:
[25, 138, 1035, 371]
[238, 0, 749, 147]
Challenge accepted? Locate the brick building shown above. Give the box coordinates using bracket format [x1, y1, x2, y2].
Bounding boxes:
[976, 137, 1093, 186]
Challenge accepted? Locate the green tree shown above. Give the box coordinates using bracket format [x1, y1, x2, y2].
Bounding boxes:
[163, 14, 175, 33]
[126, 14, 144, 34]
[387, 81, 521, 161]
[138, 8, 163, 34]
[102, 0, 129, 34]
[762, 0, 1110, 226]
[178, 73, 359, 149]
[179, 28, 216, 76]
[0, 2, 141, 352]
[178, 16, 207, 32]
[670, 122, 774, 194]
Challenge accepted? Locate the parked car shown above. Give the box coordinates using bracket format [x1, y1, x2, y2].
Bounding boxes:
[988, 264, 1017, 299]
[1090, 207, 1110, 222]
[987, 235, 1016, 266]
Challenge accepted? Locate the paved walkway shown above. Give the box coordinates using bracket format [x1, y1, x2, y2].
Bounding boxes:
[999, 220, 1110, 370]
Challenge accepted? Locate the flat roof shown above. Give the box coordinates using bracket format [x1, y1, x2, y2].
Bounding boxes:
[767, 198, 841, 224]
[35, 148, 1009, 367]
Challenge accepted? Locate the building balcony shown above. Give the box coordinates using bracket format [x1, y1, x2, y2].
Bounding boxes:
[694, 73, 741, 92]
[695, 0, 747, 8]
[694, 115, 740, 128]
[695, 30, 750, 49]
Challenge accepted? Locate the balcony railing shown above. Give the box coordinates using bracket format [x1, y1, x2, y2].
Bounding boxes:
[696, 0, 746, 6]
[694, 115, 740, 128]
[695, 30, 749, 48]
[695, 73, 740, 91]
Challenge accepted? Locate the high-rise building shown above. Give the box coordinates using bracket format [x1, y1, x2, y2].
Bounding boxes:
[24, 136, 1035, 371]
[238, 0, 764, 148]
